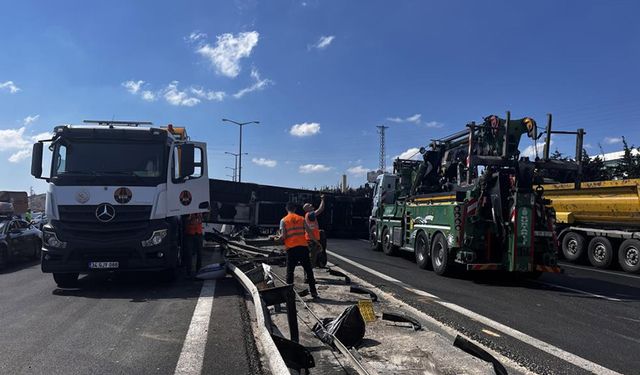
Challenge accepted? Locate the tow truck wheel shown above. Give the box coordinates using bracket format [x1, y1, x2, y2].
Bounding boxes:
[618, 239, 640, 273]
[431, 233, 451, 276]
[370, 226, 381, 251]
[561, 232, 585, 262]
[587, 237, 614, 269]
[53, 273, 79, 288]
[415, 232, 430, 269]
[381, 227, 397, 256]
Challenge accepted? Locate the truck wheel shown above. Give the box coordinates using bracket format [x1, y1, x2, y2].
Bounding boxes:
[587, 237, 614, 269]
[53, 273, 79, 288]
[370, 226, 381, 251]
[618, 239, 640, 273]
[431, 233, 452, 276]
[381, 227, 397, 256]
[562, 232, 585, 262]
[415, 232, 430, 269]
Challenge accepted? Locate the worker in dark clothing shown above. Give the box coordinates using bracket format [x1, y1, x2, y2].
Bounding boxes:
[274, 202, 320, 299]
[183, 213, 203, 277]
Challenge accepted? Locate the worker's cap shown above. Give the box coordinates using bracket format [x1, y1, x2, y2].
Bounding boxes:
[303, 203, 313, 211]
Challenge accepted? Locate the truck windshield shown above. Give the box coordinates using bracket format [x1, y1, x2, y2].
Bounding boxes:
[52, 141, 166, 180]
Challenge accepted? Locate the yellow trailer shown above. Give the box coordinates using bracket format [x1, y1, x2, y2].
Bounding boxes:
[543, 179, 640, 273]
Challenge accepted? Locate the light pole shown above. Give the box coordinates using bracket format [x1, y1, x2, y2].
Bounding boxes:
[222, 118, 259, 182]
[225, 151, 248, 182]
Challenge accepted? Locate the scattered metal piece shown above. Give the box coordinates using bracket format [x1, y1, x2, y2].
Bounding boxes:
[328, 268, 351, 284]
[349, 286, 378, 302]
[259, 285, 299, 343]
[453, 335, 507, 375]
[271, 334, 315, 374]
[381, 312, 422, 331]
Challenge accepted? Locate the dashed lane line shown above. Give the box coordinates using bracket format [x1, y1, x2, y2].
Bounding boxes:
[558, 262, 640, 280]
[174, 280, 216, 375]
[327, 250, 623, 375]
[532, 281, 623, 302]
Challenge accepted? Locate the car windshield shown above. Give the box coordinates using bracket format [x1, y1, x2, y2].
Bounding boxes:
[52, 141, 166, 178]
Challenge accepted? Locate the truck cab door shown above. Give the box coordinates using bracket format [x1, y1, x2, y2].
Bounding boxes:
[166, 141, 210, 217]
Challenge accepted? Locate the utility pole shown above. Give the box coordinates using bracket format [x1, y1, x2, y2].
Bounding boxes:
[225, 151, 248, 182]
[222, 118, 260, 182]
[376, 125, 389, 172]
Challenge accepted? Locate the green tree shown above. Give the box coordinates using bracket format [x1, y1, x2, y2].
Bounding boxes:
[613, 137, 640, 179]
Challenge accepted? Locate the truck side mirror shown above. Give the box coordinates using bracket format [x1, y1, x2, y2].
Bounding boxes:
[179, 143, 195, 179]
[31, 142, 43, 178]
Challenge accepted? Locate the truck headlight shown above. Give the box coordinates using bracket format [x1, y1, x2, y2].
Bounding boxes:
[142, 229, 168, 247]
[43, 231, 67, 249]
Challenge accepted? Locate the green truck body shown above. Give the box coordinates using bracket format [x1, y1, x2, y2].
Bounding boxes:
[370, 113, 584, 276]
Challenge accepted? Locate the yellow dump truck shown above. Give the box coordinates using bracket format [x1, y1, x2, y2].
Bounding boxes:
[543, 179, 640, 273]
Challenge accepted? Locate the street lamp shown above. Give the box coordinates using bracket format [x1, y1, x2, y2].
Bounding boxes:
[224, 151, 248, 182]
[222, 118, 260, 182]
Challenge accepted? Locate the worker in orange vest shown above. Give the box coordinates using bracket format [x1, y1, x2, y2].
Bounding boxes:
[183, 213, 203, 277]
[275, 202, 320, 299]
[303, 194, 325, 268]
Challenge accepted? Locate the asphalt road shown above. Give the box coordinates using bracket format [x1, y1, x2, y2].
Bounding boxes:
[0, 256, 261, 375]
[327, 239, 640, 375]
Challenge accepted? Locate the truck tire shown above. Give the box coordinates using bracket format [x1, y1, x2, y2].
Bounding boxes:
[618, 239, 640, 273]
[53, 273, 79, 288]
[561, 232, 585, 262]
[415, 231, 430, 269]
[587, 237, 614, 269]
[370, 225, 381, 251]
[431, 233, 452, 276]
[381, 227, 397, 256]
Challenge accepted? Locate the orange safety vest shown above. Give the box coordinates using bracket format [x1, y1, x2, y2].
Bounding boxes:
[282, 213, 308, 249]
[304, 212, 320, 241]
[184, 213, 203, 235]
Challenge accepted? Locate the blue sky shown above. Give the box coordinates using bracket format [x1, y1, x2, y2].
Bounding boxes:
[1, 0, 639, 194]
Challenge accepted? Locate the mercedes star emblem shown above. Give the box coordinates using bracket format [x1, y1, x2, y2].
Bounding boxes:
[95, 203, 116, 223]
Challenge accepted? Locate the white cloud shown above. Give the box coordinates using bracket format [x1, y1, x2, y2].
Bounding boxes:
[0, 127, 51, 163]
[604, 136, 623, 145]
[290, 122, 321, 137]
[405, 114, 421, 124]
[394, 147, 421, 160]
[252, 157, 277, 167]
[196, 31, 259, 78]
[141, 90, 157, 102]
[23, 115, 40, 126]
[186, 31, 207, 43]
[347, 165, 369, 177]
[191, 87, 226, 101]
[163, 81, 201, 107]
[311, 35, 335, 50]
[521, 141, 552, 158]
[299, 164, 331, 173]
[424, 121, 444, 128]
[122, 80, 144, 94]
[233, 68, 273, 98]
[0, 81, 20, 94]
[8, 149, 31, 163]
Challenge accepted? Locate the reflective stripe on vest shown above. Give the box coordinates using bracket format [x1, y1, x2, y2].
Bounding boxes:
[283, 213, 308, 249]
[304, 212, 320, 241]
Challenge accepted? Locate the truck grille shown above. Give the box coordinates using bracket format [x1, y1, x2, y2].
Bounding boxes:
[56, 205, 153, 241]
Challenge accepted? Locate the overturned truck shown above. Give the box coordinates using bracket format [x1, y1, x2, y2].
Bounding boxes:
[370, 112, 584, 276]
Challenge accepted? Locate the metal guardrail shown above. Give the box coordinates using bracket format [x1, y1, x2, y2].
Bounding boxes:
[227, 263, 290, 375]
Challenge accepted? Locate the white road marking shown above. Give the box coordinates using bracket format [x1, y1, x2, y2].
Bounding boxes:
[559, 262, 640, 280]
[481, 329, 501, 337]
[327, 250, 623, 375]
[174, 280, 216, 375]
[533, 281, 623, 302]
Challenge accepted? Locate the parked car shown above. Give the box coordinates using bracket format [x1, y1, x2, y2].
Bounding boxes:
[0, 218, 42, 270]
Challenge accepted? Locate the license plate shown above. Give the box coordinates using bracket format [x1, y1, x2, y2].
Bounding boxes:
[89, 261, 119, 269]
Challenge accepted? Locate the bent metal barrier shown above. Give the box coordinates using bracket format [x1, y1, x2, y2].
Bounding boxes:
[228, 263, 290, 375]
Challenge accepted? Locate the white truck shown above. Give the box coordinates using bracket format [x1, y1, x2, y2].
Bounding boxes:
[31, 120, 209, 287]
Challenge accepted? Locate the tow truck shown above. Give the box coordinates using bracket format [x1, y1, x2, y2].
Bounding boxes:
[31, 120, 209, 287]
[370, 112, 584, 276]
